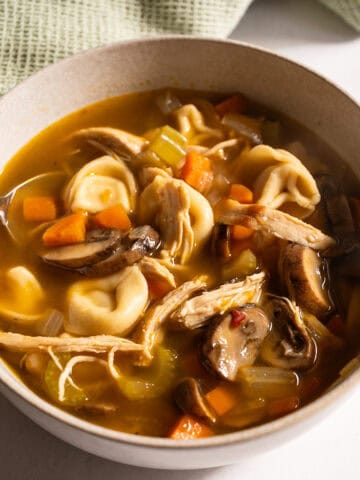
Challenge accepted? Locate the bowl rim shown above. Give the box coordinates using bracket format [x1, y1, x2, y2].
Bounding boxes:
[0, 35, 360, 450]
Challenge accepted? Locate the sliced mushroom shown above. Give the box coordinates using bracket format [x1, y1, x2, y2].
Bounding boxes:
[170, 271, 266, 330]
[202, 305, 271, 381]
[261, 295, 316, 369]
[41, 229, 123, 269]
[280, 243, 333, 317]
[174, 377, 216, 422]
[72, 127, 148, 159]
[212, 223, 231, 259]
[215, 199, 335, 251]
[41, 226, 160, 277]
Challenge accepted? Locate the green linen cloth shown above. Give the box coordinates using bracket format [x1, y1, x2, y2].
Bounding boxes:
[0, 0, 359, 95]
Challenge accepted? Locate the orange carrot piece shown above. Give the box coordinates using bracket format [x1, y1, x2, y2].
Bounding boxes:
[205, 385, 237, 416]
[93, 204, 131, 230]
[23, 196, 57, 222]
[169, 415, 214, 440]
[181, 151, 213, 194]
[268, 396, 300, 418]
[349, 197, 360, 229]
[147, 277, 173, 301]
[231, 224, 254, 241]
[215, 95, 246, 117]
[327, 314, 346, 337]
[228, 184, 253, 204]
[42, 212, 87, 246]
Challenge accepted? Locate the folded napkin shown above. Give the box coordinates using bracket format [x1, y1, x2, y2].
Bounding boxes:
[0, 0, 359, 95]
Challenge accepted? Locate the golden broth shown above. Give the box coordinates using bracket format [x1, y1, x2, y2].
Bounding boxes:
[0, 89, 358, 437]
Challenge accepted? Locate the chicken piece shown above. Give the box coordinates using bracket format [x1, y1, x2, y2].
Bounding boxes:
[139, 256, 176, 289]
[133, 279, 206, 365]
[139, 175, 214, 263]
[170, 271, 266, 330]
[72, 127, 148, 159]
[139, 166, 171, 187]
[0, 332, 143, 354]
[215, 199, 335, 251]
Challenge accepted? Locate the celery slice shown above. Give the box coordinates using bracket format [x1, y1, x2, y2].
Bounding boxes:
[222, 249, 257, 280]
[147, 125, 186, 166]
[44, 353, 87, 407]
[115, 346, 177, 400]
[238, 366, 299, 400]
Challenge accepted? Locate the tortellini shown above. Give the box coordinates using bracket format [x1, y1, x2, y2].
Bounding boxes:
[237, 145, 320, 218]
[174, 104, 224, 144]
[0, 266, 62, 332]
[66, 265, 148, 336]
[63, 155, 137, 214]
[138, 175, 214, 263]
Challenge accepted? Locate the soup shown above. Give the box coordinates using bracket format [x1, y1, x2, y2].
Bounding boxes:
[0, 89, 359, 439]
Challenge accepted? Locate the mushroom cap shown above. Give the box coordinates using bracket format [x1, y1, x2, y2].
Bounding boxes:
[174, 377, 216, 422]
[41, 226, 160, 277]
[202, 304, 270, 381]
[280, 243, 333, 317]
[261, 295, 316, 370]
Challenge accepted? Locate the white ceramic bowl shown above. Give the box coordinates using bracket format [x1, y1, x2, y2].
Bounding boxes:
[0, 37, 360, 470]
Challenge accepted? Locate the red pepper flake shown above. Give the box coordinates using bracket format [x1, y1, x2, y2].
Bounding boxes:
[230, 310, 246, 328]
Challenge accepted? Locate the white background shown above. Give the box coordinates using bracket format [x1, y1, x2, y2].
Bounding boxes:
[1, 0, 360, 478]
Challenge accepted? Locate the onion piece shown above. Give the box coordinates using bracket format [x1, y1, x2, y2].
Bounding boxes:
[222, 113, 263, 145]
[237, 366, 299, 399]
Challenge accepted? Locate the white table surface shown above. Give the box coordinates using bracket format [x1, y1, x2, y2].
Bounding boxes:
[1, 1, 360, 478]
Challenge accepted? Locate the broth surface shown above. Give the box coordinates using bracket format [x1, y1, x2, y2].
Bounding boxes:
[0, 89, 359, 438]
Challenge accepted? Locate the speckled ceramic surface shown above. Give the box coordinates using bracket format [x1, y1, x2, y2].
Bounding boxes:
[0, 37, 360, 469]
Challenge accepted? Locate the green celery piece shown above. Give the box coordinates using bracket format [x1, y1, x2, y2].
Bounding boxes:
[148, 125, 186, 166]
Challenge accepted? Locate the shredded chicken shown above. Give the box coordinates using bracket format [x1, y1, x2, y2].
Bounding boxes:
[139, 256, 176, 289]
[58, 355, 107, 402]
[133, 279, 206, 365]
[139, 166, 171, 187]
[0, 332, 143, 353]
[139, 175, 214, 263]
[170, 271, 266, 330]
[71, 127, 148, 159]
[215, 199, 335, 250]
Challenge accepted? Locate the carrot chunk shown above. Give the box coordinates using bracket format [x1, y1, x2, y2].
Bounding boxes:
[181, 151, 213, 194]
[42, 212, 87, 246]
[228, 184, 253, 204]
[268, 396, 300, 418]
[169, 414, 214, 440]
[231, 224, 254, 241]
[23, 196, 57, 222]
[215, 95, 246, 117]
[93, 204, 131, 230]
[205, 385, 237, 416]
